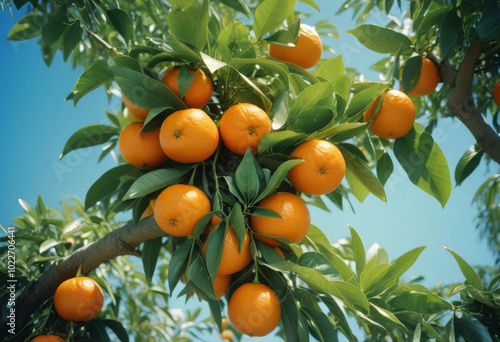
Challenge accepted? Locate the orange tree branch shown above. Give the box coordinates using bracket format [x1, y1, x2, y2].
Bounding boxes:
[0, 216, 165, 338]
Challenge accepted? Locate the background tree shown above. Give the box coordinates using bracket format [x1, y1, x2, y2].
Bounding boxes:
[1, 0, 500, 341]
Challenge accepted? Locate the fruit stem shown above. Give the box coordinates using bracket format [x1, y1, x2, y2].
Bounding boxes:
[212, 146, 223, 204]
[188, 164, 198, 185]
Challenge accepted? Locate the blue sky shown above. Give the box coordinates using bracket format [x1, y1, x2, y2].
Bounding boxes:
[0, 2, 497, 341]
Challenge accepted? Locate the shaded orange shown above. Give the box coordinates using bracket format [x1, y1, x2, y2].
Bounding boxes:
[154, 184, 211, 236]
[494, 80, 500, 106]
[221, 317, 229, 329]
[250, 192, 310, 247]
[163, 68, 213, 108]
[159, 109, 219, 163]
[228, 283, 281, 337]
[363, 89, 415, 140]
[408, 57, 440, 97]
[219, 103, 271, 155]
[220, 330, 234, 341]
[214, 274, 231, 300]
[118, 122, 168, 168]
[31, 336, 66, 342]
[122, 95, 150, 121]
[274, 247, 285, 260]
[288, 140, 346, 195]
[140, 198, 157, 220]
[53, 277, 103, 322]
[206, 217, 252, 275]
[269, 24, 322, 69]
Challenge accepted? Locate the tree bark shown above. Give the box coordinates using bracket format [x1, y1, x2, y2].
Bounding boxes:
[0, 216, 166, 339]
[438, 42, 500, 165]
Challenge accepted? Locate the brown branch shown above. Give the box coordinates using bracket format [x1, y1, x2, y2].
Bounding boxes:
[444, 42, 500, 165]
[0, 216, 166, 339]
[81, 23, 121, 56]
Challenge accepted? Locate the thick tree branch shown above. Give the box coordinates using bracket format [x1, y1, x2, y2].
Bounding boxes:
[0, 216, 165, 339]
[444, 42, 500, 164]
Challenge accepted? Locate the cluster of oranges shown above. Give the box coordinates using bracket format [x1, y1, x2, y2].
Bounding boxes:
[32, 277, 104, 341]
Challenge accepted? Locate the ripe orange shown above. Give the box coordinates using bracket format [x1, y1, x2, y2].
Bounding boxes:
[31, 336, 66, 342]
[118, 122, 168, 168]
[269, 24, 322, 69]
[214, 274, 231, 300]
[220, 330, 234, 341]
[53, 277, 104, 322]
[494, 80, 500, 106]
[288, 140, 346, 195]
[219, 103, 272, 155]
[228, 283, 281, 337]
[221, 317, 229, 329]
[408, 57, 440, 97]
[250, 192, 311, 247]
[363, 89, 416, 140]
[206, 217, 252, 275]
[163, 68, 213, 108]
[154, 184, 210, 236]
[122, 95, 150, 121]
[159, 109, 219, 163]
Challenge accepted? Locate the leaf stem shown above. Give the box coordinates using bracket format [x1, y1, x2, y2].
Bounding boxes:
[188, 164, 198, 185]
[81, 22, 121, 56]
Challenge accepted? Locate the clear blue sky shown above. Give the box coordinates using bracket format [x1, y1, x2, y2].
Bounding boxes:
[0, 2, 496, 342]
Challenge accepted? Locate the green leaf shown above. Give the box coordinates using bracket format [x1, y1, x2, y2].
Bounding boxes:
[253, 0, 297, 40]
[477, 2, 500, 42]
[394, 126, 451, 208]
[235, 149, 264, 203]
[346, 24, 411, 54]
[218, 0, 251, 17]
[402, 56, 422, 95]
[315, 55, 345, 82]
[255, 159, 304, 202]
[349, 226, 366, 278]
[258, 131, 306, 153]
[72, 60, 114, 105]
[306, 310, 338, 342]
[7, 14, 45, 40]
[166, 0, 209, 50]
[168, 240, 191, 293]
[440, 9, 462, 59]
[443, 247, 483, 290]
[100, 319, 129, 342]
[107, 9, 135, 43]
[85, 165, 135, 209]
[141, 107, 170, 133]
[455, 144, 484, 186]
[60, 124, 120, 159]
[187, 254, 216, 299]
[205, 224, 225, 278]
[112, 67, 187, 110]
[41, 9, 69, 45]
[39, 239, 66, 254]
[371, 303, 408, 331]
[343, 82, 387, 120]
[263, 18, 300, 46]
[390, 284, 453, 313]
[62, 21, 82, 61]
[87, 320, 111, 342]
[142, 237, 162, 282]
[288, 82, 336, 126]
[217, 21, 256, 62]
[298, 0, 320, 12]
[229, 203, 246, 251]
[314, 122, 369, 142]
[288, 106, 335, 134]
[298, 252, 341, 280]
[360, 263, 391, 291]
[376, 151, 394, 186]
[339, 146, 386, 202]
[251, 207, 283, 218]
[123, 167, 192, 200]
[454, 311, 493, 342]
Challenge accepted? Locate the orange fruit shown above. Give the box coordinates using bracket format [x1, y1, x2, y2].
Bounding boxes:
[220, 330, 234, 341]
[494, 80, 500, 106]
[159, 109, 219, 163]
[219, 103, 272, 155]
[154, 184, 210, 236]
[288, 140, 346, 195]
[31, 336, 66, 342]
[269, 24, 322, 69]
[221, 317, 229, 329]
[214, 274, 231, 300]
[118, 122, 168, 168]
[206, 217, 253, 275]
[408, 57, 440, 97]
[228, 283, 281, 337]
[53, 277, 104, 322]
[163, 68, 213, 108]
[363, 89, 416, 140]
[122, 95, 150, 121]
[250, 192, 311, 247]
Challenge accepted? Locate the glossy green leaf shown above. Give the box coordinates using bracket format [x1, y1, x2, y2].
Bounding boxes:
[371, 303, 408, 331]
[235, 149, 264, 203]
[168, 240, 191, 293]
[72, 60, 114, 105]
[107, 9, 135, 43]
[443, 247, 483, 290]
[390, 284, 453, 313]
[343, 82, 387, 120]
[258, 131, 306, 153]
[60, 124, 120, 159]
[349, 226, 366, 278]
[253, 0, 296, 40]
[402, 56, 422, 94]
[218, 0, 251, 17]
[205, 224, 225, 278]
[346, 24, 411, 54]
[100, 319, 129, 342]
[440, 9, 462, 58]
[123, 167, 192, 200]
[187, 254, 216, 299]
[217, 21, 256, 62]
[41, 9, 69, 45]
[455, 144, 484, 186]
[7, 13, 45, 40]
[376, 151, 394, 186]
[229, 203, 246, 251]
[255, 159, 303, 202]
[315, 55, 345, 82]
[306, 310, 339, 342]
[288, 82, 336, 126]
[298, 0, 320, 12]
[454, 311, 493, 342]
[166, 0, 209, 50]
[85, 164, 135, 209]
[298, 252, 341, 280]
[142, 237, 162, 282]
[263, 18, 300, 46]
[394, 126, 451, 208]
